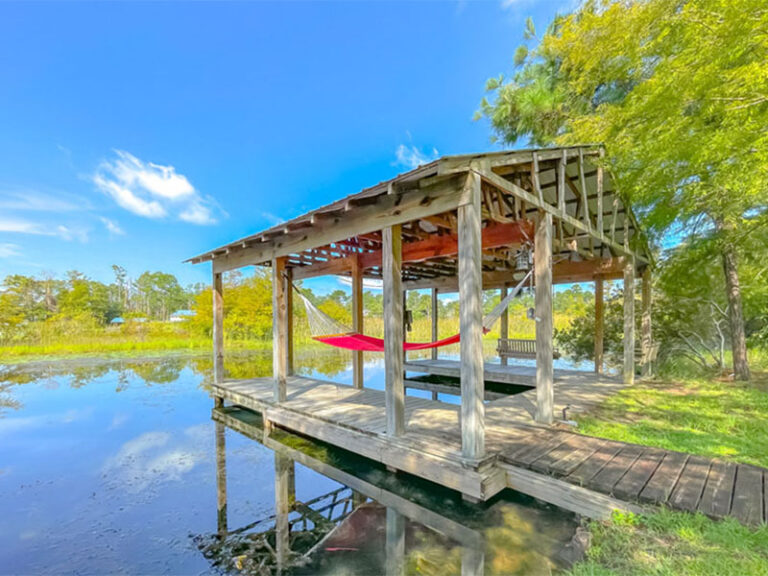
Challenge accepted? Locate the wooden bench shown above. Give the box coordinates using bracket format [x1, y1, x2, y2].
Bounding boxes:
[497, 338, 561, 360]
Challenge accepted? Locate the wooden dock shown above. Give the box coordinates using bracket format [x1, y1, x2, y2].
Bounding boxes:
[213, 376, 768, 526]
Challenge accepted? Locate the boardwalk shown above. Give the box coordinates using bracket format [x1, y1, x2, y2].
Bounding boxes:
[213, 375, 767, 526]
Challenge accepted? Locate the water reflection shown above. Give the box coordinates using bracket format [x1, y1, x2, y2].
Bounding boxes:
[201, 404, 580, 575]
[0, 353, 581, 575]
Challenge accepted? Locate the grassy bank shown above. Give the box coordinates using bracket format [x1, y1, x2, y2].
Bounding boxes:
[574, 373, 768, 469]
[568, 510, 768, 576]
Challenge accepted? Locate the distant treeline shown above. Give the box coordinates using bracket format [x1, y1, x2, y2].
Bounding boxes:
[0, 266, 593, 348]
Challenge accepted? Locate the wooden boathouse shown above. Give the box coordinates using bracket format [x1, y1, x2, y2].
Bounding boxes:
[188, 146, 768, 523]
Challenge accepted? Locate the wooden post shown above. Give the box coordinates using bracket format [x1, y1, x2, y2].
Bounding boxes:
[594, 276, 604, 374]
[499, 285, 509, 367]
[624, 260, 636, 385]
[461, 545, 485, 576]
[458, 171, 485, 460]
[212, 270, 224, 384]
[431, 288, 439, 361]
[273, 257, 288, 402]
[385, 508, 405, 576]
[274, 452, 294, 571]
[215, 421, 227, 535]
[641, 267, 653, 378]
[534, 212, 554, 425]
[286, 267, 293, 376]
[383, 225, 405, 437]
[352, 254, 364, 389]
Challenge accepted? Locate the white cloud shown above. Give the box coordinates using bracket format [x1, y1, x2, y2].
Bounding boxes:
[100, 217, 125, 236]
[0, 217, 88, 242]
[93, 150, 221, 225]
[0, 189, 87, 212]
[394, 144, 440, 170]
[0, 243, 20, 258]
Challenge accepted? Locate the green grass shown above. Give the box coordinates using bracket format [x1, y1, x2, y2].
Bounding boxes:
[574, 374, 768, 469]
[567, 510, 768, 576]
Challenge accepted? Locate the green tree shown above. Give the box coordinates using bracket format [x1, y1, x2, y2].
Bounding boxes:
[480, 0, 768, 380]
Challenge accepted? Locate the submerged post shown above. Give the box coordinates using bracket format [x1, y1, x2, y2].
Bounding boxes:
[641, 267, 653, 378]
[431, 288, 439, 361]
[274, 452, 295, 571]
[458, 171, 485, 460]
[499, 285, 509, 367]
[594, 276, 604, 374]
[385, 508, 405, 576]
[383, 224, 405, 437]
[352, 254, 364, 389]
[273, 256, 288, 402]
[212, 269, 224, 384]
[215, 421, 227, 535]
[624, 260, 636, 385]
[534, 212, 554, 425]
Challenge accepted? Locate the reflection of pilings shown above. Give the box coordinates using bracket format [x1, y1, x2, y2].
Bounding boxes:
[385, 508, 405, 576]
[215, 421, 228, 535]
[461, 544, 485, 576]
[274, 452, 296, 572]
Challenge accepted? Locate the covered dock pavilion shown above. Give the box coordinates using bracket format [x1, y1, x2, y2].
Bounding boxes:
[189, 145, 658, 505]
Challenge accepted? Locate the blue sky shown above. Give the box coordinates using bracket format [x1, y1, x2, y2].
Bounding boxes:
[0, 0, 573, 292]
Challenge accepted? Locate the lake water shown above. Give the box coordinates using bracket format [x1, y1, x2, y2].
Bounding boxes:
[0, 351, 583, 575]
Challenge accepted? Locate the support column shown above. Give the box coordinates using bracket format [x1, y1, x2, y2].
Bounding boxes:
[461, 545, 485, 576]
[352, 254, 364, 389]
[624, 260, 636, 385]
[274, 452, 295, 571]
[383, 225, 405, 437]
[385, 508, 405, 576]
[458, 171, 485, 460]
[641, 267, 653, 378]
[215, 421, 227, 535]
[594, 276, 604, 374]
[499, 285, 509, 367]
[212, 269, 224, 384]
[431, 288, 439, 361]
[534, 212, 554, 425]
[273, 257, 288, 402]
[286, 267, 293, 377]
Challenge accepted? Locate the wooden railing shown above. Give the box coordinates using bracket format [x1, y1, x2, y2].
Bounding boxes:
[497, 338, 561, 360]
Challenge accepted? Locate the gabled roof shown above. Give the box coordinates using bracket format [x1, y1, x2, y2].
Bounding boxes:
[188, 145, 651, 286]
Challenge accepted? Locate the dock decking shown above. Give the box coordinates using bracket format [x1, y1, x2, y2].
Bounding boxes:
[213, 375, 768, 526]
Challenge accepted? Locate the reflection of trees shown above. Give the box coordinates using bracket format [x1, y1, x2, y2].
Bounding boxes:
[191, 349, 351, 388]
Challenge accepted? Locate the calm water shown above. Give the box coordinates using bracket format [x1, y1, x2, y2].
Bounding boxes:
[0, 351, 582, 575]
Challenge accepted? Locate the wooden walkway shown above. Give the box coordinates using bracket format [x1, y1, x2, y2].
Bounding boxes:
[213, 376, 768, 526]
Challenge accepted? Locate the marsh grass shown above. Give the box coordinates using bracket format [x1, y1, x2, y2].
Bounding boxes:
[568, 510, 768, 576]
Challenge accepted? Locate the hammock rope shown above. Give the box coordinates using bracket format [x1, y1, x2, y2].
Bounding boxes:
[292, 268, 534, 352]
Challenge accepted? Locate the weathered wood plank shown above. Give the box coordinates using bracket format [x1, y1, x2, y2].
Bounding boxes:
[730, 465, 764, 526]
[698, 460, 737, 519]
[589, 445, 644, 495]
[611, 448, 665, 502]
[639, 452, 689, 504]
[669, 455, 711, 512]
[531, 435, 604, 477]
[508, 433, 567, 468]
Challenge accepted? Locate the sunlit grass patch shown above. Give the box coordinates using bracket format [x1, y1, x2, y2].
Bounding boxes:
[568, 509, 768, 576]
[575, 375, 768, 469]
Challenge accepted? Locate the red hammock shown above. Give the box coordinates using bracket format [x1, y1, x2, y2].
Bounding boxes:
[314, 332, 462, 352]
